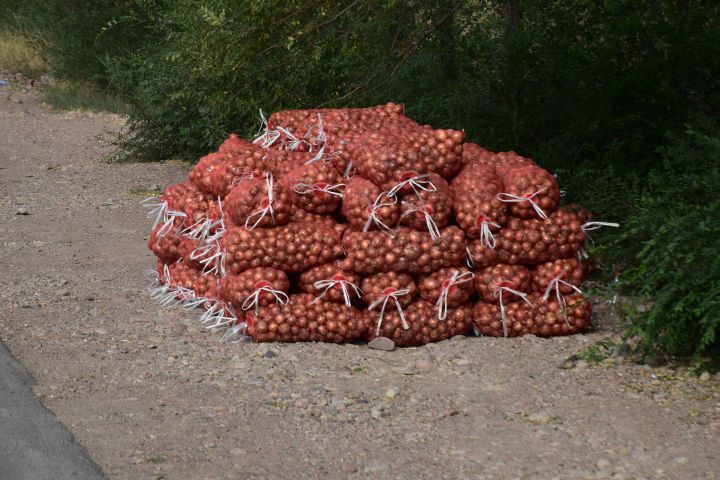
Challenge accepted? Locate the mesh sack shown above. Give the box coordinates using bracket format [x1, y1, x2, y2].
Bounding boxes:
[397, 173, 452, 238]
[496, 164, 561, 220]
[529, 292, 592, 337]
[467, 210, 585, 267]
[220, 221, 344, 274]
[474, 264, 532, 303]
[473, 299, 535, 337]
[418, 267, 474, 320]
[246, 293, 366, 343]
[219, 267, 289, 312]
[341, 176, 399, 233]
[341, 226, 467, 274]
[298, 262, 363, 306]
[224, 173, 291, 229]
[366, 299, 473, 347]
[283, 161, 345, 214]
[360, 271, 418, 307]
[450, 163, 507, 243]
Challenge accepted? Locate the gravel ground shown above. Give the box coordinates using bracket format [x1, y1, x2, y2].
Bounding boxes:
[1, 87, 718, 480]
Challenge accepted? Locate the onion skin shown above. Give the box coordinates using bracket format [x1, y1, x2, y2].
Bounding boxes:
[246, 293, 366, 343]
[365, 300, 473, 346]
[341, 226, 467, 274]
[220, 222, 344, 274]
[219, 267, 289, 311]
[418, 267, 473, 307]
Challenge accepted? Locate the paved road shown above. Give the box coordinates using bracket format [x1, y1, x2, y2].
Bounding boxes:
[0, 341, 104, 480]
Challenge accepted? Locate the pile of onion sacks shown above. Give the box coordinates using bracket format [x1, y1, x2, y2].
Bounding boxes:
[144, 103, 617, 346]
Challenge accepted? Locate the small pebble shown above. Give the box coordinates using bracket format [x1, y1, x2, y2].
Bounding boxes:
[699, 371, 710, 382]
[528, 412, 554, 424]
[385, 387, 400, 399]
[15, 207, 29, 215]
[368, 337, 395, 351]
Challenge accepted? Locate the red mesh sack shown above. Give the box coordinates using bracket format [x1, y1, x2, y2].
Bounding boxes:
[529, 292, 592, 337]
[224, 173, 291, 229]
[473, 300, 535, 337]
[360, 272, 418, 307]
[262, 150, 314, 179]
[351, 128, 465, 189]
[283, 161, 344, 214]
[341, 176, 399, 233]
[418, 267, 475, 320]
[188, 152, 227, 194]
[397, 173, 452, 238]
[467, 210, 585, 268]
[341, 226, 467, 274]
[450, 163, 507, 244]
[192, 272, 220, 300]
[496, 164, 560, 220]
[492, 151, 537, 168]
[461, 143, 498, 166]
[218, 133, 252, 153]
[246, 293, 366, 343]
[366, 300, 473, 347]
[531, 258, 584, 297]
[220, 222, 344, 274]
[219, 267, 289, 312]
[207, 147, 268, 197]
[148, 223, 184, 264]
[474, 264, 532, 303]
[298, 262, 363, 306]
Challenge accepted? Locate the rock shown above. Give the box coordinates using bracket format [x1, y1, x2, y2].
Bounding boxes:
[15, 207, 29, 215]
[368, 336, 395, 351]
[454, 359, 471, 366]
[385, 387, 400, 399]
[263, 350, 277, 358]
[673, 456, 689, 465]
[652, 392, 667, 401]
[363, 462, 388, 473]
[57, 289, 71, 297]
[597, 459, 611, 469]
[370, 406, 384, 419]
[575, 360, 589, 370]
[699, 371, 710, 382]
[414, 359, 432, 370]
[528, 412, 554, 425]
[40, 75, 57, 87]
[149, 184, 161, 192]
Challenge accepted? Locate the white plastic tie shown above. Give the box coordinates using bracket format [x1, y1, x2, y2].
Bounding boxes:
[252, 109, 282, 149]
[362, 192, 397, 236]
[493, 285, 533, 338]
[368, 287, 411, 336]
[241, 282, 289, 315]
[293, 182, 345, 198]
[476, 216, 500, 249]
[311, 275, 363, 307]
[543, 272, 583, 328]
[387, 173, 437, 199]
[435, 270, 474, 320]
[399, 201, 440, 240]
[245, 172, 277, 230]
[497, 187, 549, 219]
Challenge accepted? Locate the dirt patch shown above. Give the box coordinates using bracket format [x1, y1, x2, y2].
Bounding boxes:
[1, 89, 718, 480]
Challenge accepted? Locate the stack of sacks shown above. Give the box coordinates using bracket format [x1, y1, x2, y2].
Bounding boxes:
[144, 103, 616, 346]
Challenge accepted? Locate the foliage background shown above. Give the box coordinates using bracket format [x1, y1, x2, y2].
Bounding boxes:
[1, 0, 718, 360]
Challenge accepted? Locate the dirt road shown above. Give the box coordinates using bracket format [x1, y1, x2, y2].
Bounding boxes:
[1, 89, 718, 480]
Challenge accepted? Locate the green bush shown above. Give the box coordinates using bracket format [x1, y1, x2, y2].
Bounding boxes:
[622, 127, 720, 359]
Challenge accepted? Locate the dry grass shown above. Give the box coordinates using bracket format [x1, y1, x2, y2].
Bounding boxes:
[0, 31, 47, 75]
